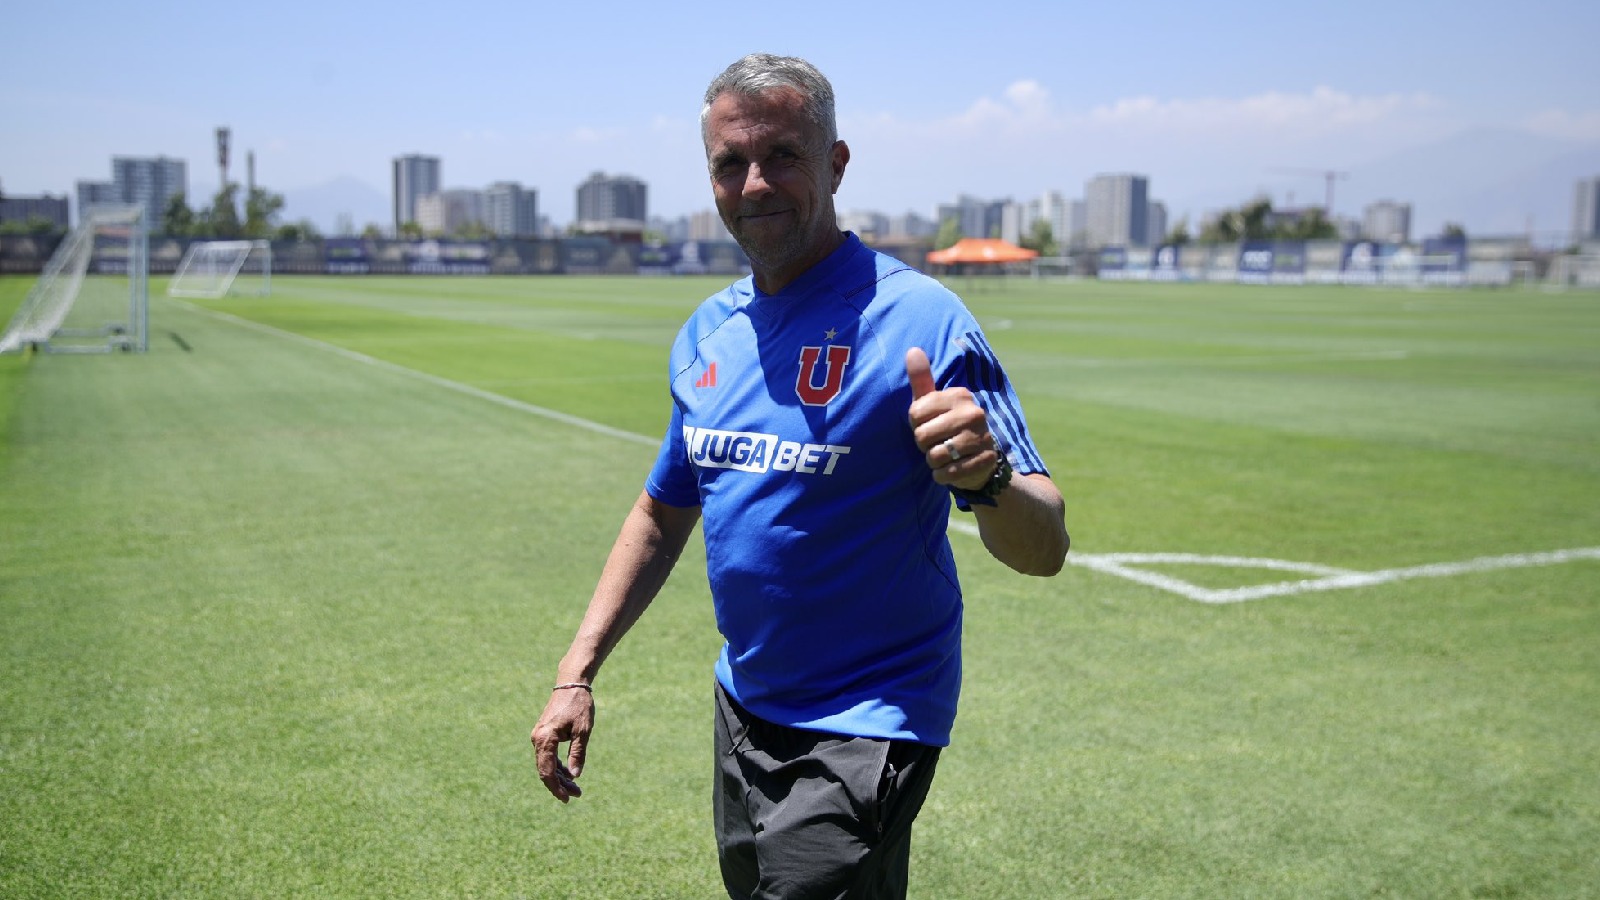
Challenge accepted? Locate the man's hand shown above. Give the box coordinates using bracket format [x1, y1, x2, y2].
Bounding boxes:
[531, 687, 595, 803]
[906, 347, 998, 491]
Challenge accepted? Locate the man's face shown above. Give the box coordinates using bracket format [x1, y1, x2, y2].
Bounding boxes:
[704, 87, 848, 289]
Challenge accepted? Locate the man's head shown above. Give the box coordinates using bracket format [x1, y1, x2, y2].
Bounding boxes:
[701, 53, 838, 149]
[701, 53, 849, 293]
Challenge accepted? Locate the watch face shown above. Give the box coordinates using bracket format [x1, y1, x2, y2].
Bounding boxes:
[986, 457, 1013, 496]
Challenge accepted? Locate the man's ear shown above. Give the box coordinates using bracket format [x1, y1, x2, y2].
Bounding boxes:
[830, 140, 850, 194]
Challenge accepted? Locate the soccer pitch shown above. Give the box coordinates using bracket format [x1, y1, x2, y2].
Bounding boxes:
[2, 274, 1596, 897]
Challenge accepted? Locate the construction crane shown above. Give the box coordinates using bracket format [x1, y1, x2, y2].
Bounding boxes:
[1267, 168, 1350, 214]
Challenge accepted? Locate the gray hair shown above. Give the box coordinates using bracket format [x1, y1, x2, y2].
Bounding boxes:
[700, 53, 837, 150]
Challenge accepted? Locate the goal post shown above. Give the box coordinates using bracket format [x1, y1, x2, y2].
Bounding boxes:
[168, 239, 272, 298]
[0, 205, 149, 355]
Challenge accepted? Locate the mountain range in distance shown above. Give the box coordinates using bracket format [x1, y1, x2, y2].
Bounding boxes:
[1162, 126, 1597, 244]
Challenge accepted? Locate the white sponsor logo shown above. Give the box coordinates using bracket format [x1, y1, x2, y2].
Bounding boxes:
[683, 426, 850, 475]
[1241, 249, 1273, 270]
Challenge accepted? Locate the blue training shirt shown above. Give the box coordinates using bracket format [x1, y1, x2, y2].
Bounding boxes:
[646, 233, 1048, 746]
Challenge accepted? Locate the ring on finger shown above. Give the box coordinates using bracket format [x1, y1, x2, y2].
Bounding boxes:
[943, 438, 961, 462]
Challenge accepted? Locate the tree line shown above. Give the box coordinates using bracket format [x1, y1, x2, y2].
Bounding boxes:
[929, 197, 1356, 255]
[161, 185, 321, 241]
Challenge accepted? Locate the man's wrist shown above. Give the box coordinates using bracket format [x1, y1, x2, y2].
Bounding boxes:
[950, 456, 1013, 508]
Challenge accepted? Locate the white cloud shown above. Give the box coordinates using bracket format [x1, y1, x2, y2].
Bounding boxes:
[1085, 87, 1438, 135]
[836, 82, 1457, 220]
[852, 82, 1438, 148]
[1521, 108, 1600, 141]
[946, 79, 1061, 132]
[1003, 79, 1053, 117]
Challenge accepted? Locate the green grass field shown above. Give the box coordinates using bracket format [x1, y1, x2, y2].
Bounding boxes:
[2, 274, 1597, 898]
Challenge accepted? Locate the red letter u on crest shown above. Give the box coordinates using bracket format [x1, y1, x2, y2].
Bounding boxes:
[795, 345, 851, 406]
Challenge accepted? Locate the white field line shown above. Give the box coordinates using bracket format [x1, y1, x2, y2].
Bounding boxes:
[172, 299, 658, 447]
[1069, 545, 1600, 604]
[1050, 349, 1410, 369]
[948, 516, 1598, 604]
[185, 298, 1599, 604]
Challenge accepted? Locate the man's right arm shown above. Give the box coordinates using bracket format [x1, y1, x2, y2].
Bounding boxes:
[531, 489, 701, 802]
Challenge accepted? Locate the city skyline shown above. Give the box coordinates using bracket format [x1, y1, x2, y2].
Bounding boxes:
[3, 0, 1597, 240]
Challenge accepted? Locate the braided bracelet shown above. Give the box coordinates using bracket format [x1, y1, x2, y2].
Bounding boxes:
[552, 682, 593, 693]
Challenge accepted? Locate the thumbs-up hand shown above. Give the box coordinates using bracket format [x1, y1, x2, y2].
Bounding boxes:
[905, 347, 997, 491]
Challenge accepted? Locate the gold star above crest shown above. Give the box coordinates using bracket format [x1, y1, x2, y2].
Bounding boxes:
[824, 328, 838, 341]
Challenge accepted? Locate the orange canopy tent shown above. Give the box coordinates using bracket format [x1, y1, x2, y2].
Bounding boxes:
[925, 238, 1039, 266]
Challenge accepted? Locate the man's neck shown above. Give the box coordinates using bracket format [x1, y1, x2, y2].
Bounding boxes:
[752, 229, 846, 295]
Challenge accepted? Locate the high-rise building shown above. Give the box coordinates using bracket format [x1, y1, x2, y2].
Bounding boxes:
[1363, 200, 1412, 243]
[91, 156, 187, 232]
[1572, 176, 1600, 244]
[1147, 201, 1169, 246]
[576, 172, 648, 231]
[1024, 191, 1072, 250]
[1067, 200, 1087, 249]
[888, 211, 937, 240]
[936, 195, 1006, 241]
[0, 194, 70, 230]
[838, 209, 890, 241]
[415, 189, 484, 236]
[484, 182, 539, 237]
[392, 154, 441, 234]
[999, 201, 1025, 245]
[72, 156, 186, 229]
[1084, 174, 1149, 248]
[75, 180, 118, 223]
[688, 209, 733, 241]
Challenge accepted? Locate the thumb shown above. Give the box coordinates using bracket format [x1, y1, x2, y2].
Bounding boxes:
[905, 348, 936, 400]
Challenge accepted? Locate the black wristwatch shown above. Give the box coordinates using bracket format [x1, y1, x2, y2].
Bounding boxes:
[950, 455, 1013, 508]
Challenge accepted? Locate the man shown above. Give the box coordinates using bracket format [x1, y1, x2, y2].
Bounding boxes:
[533, 53, 1068, 899]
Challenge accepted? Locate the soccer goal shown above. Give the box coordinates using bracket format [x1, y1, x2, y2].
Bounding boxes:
[1031, 256, 1075, 280]
[168, 239, 272, 298]
[0, 205, 149, 354]
[1545, 253, 1600, 291]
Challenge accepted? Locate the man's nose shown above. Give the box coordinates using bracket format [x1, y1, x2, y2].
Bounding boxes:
[742, 163, 774, 199]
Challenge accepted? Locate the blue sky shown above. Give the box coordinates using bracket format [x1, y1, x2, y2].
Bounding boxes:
[3, 0, 1597, 234]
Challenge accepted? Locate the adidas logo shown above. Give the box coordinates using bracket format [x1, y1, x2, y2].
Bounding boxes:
[694, 362, 718, 389]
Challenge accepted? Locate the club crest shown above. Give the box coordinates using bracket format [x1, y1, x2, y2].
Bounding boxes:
[795, 345, 851, 406]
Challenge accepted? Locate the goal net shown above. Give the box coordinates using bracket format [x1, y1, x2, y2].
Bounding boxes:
[0, 205, 149, 354]
[1030, 256, 1075, 280]
[168, 239, 272, 298]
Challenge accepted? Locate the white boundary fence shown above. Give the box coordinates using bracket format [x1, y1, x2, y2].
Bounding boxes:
[1094, 237, 1550, 288]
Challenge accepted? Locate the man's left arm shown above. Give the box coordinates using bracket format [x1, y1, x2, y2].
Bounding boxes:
[969, 472, 1068, 575]
[906, 348, 1069, 576]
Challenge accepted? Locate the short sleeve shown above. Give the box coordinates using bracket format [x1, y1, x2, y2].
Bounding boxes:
[946, 328, 1050, 478]
[644, 403, 701, 507]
